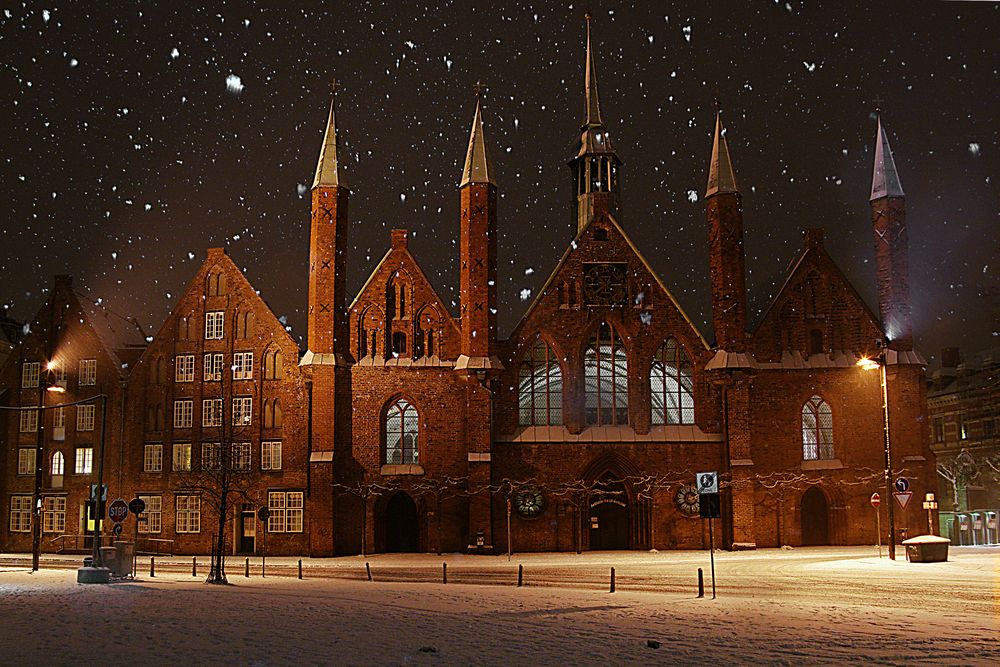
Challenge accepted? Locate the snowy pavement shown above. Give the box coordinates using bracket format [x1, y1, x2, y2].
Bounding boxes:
[0, 547, 996, 665]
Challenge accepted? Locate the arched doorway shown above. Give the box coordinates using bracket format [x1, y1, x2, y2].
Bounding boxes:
[800, 486, 829, 546]
[385, 492, 419, 553]
[589, 474, 630, 550]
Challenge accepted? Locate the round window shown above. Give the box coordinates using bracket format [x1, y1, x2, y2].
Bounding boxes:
[514, 488, 545, 518]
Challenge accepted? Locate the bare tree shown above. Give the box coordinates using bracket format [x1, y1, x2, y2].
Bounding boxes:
[936, 449, 980, 511]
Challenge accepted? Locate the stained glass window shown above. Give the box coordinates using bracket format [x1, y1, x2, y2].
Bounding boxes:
[651, 338, 694, 425]
[386, 399, 419, 465]
[584, 323, 629, 426]
[518, 339, 563, 426]
[802, 396, 834, 460]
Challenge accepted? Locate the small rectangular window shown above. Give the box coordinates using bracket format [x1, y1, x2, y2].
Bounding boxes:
[933, 417, 945, 443]
[76, 404, 96, 432]
[202, 398, 223, 427]
[19, 406, 39, 433]
[173, 443, 192, 471]
[203, 353, 224, 381]
[53, 407, 66, 429]
[202, 442, 221, 470]
[205, 312, 225, 340]
[143, 444, 163, 473]
[233, 351, 254, 380]
[261, 441, 282, 471]
[232, 396, 252, 427]
[75, 448, 93, 474]
[9, 496, 32, 532]
[175, 495, 200, 533]
[138, 495, 162, 534]
[175, 355, 195, 382]
[267, 490, 304, 533]
[43, 497, 66, 533]
[232, 443, 252, 471]
[17, 448, 36, 475]
[174, 400, 193, 428]
[79, 359, 97, 386]
[22, 362, 40, 388]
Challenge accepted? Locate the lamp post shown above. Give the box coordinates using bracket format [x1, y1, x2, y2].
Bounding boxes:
[858, 343, 896, 560]
[31, 364, 66, 572]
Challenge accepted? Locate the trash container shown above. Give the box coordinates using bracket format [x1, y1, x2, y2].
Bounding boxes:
[113, 541, 135, 577]
[901, 535, 950, 562]
[100, 546, 117, 573]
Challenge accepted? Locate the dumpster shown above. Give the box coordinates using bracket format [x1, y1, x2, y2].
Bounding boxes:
[902, 535, 950, 562]
[112, 541, 135, 577]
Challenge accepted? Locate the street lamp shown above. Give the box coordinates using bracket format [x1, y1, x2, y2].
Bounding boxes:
[857, 341, 897, 560]
[30, 364, 66, 572]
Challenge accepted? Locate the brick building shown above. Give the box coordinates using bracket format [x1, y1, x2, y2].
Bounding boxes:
[2, 21, 937, 556]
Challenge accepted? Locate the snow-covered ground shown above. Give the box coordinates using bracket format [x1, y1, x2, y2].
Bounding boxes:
[0, 547, 996, 665]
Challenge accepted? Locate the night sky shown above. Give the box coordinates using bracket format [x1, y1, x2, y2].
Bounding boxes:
[2, 3, 997, 362]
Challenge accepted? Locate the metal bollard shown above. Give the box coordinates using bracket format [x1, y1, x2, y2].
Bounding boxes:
[150, 557, 155, 578]
[517, 563, 523, 588]
[610, 567, 616, 593]
[697, 568, 704, 598]
[442, 562, 447, 584]
[365, 562, 372, 581]
[245, 558, 250, 578]
[298, 559, 303, 580]
[192, 557, 197, 577]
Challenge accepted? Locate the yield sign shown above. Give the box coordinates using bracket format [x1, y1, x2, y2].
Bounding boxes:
[893, 491, 913, 511]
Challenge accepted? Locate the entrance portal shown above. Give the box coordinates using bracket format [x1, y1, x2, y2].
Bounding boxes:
[385, 492, 419, 552]
[239, 504, 256, 554]
[588, 475, 629, 550]
[800, 486, 829, 545]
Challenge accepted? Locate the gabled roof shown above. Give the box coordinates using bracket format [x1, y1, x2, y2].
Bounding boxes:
[510, 213, 710, 350]
[73, 288, 148, 372]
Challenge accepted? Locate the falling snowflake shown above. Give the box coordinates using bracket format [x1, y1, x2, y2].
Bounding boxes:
[686, 190, 699, 203]
[968, 142, 981, 157]
[519, 288, 532, 301]
[225, 74, 244, 95]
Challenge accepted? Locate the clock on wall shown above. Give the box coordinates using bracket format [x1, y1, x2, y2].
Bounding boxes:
[582, 262, 628, 306]
[675, 484, 700, 517]
[514, 488, 545, 518]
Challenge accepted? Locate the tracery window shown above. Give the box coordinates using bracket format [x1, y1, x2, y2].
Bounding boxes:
[802, 395, 834, 460]
[584, 323, 629, 426]
[385, 399, 419, 465]
[650, 338, 694, 425]
[518, 339, 563, 426]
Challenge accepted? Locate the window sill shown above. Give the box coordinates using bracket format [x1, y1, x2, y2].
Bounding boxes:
[381, 464, 424, 476]
[801, 458, 843, 471]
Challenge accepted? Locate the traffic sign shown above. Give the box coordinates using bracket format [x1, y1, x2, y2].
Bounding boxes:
[699, 493, 721, 519]
[107, 498, 129, 523]
[257, 507, 271, 522]
[128, 497, 146, 516]
[893, 491, 913, 511]
[90, 484, 108, 501]
[894, 477, 910, 493]
[697, 472, 718, 495]
[870, 492, 881, 507]
[112, 524, 123, 536]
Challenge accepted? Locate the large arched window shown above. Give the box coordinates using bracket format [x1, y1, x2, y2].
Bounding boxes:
[385, 399, 419, 465]
[51, 451, 64, 488]
[518, 339, 563, 426]
[802, 395, 833, 460]
[651, 338, 694, 425]
[584, 323, 629, 426]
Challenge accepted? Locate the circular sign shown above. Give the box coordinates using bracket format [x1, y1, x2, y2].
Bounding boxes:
[108, 498, 129, 523]
[112, 523, 123, 536]
[870, 492, 881, 507]
[894, 477, 909, 493]
[257, 507, 271, 521]
[128, 497, 146, 516]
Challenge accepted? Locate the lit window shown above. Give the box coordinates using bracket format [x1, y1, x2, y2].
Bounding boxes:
[53, 407, 65, 429]
[802, 396, 834, 460]
[584, 323, 629, 426]
[175, 355, 195, 382]
[19, 406, 38, 433]
[76, 404, 95, 432]
[202, 442, 221, 470]
[205, 311, 225, 340]
[232, 442, 252, 471]
[202, 398, 223, 427]
[43, 497, 66, 533]
[50, 451, 64, 476]
[173, 399, 193, 428]
[75, 447, 93, 474]
[651, 339, 695, 425]
[518, 338, 563, 426]
[22, 362, 40, 388]
[172, 443, 192, 471]
[385, 399, 419, 465]
[9, 496, 32, 532]
[233, 351, 254, 380]
[79, 359, 97, 386]
[143, 444, 163, 472]
[203, 353, 224, 381]
[138, 495, 162, 534]
[957, 414, 968, 440]
[262, 441, 282, 471]
[17, 448, 36, 475]
[267, 491, 303, 533]
[232, 396, 253, 427]
[175, 495, 200, 533]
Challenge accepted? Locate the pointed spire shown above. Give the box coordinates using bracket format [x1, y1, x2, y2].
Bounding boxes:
[706, 111, 738, 197]
[584, 13, 602, 127]
[870, 114, 904, 201]
[460, 89, 495, 187]
[312, 79, 347, 190]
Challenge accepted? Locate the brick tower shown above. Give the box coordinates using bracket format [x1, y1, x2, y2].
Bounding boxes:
[705, 111, 748, 353]
[870, 114, 913, 351]
[304, 83, 351, 555]
[569, 14, 623, 233]
[456, 94, 499, 550]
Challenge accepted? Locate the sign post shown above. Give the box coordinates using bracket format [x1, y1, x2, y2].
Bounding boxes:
[257, 506, 270, 577]
[922, 493, 938, 536]
[697, 472, 720, 599]
[871, 492, 882, 558]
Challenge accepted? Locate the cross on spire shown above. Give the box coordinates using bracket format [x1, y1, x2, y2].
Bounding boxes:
[329, 78, 338, 94]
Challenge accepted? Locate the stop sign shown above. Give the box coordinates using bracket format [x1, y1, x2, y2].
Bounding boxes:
[108, 498, 129, 523]
[870, 492, 881, 507]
